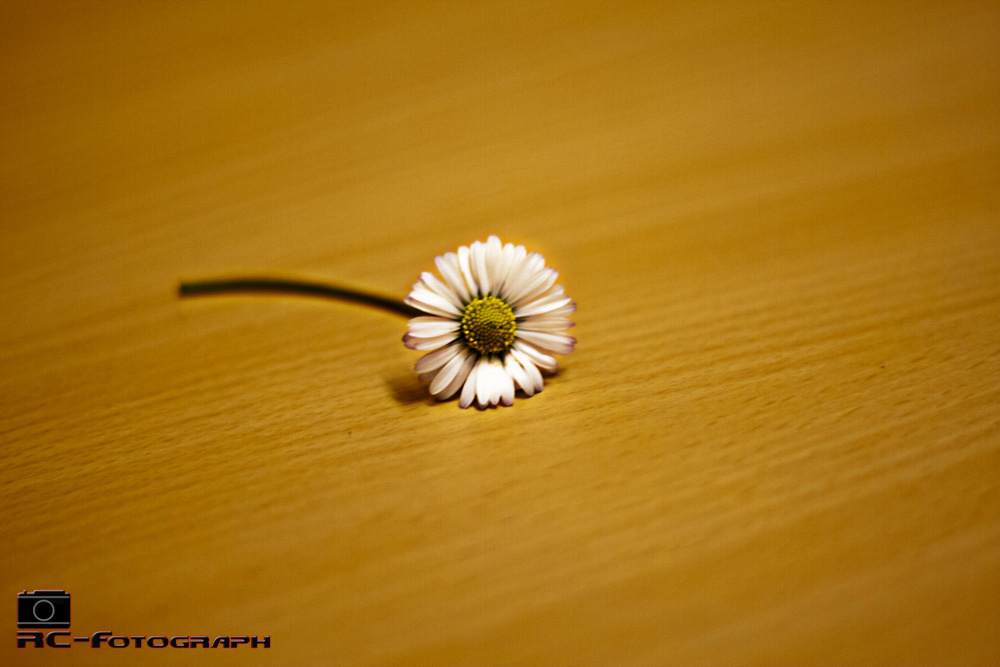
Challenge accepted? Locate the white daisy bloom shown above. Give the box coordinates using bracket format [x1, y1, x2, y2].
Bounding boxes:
[403, 236, 576, 408]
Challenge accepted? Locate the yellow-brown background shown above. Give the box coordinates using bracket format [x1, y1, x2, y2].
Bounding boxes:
[2, 1, 998, 665]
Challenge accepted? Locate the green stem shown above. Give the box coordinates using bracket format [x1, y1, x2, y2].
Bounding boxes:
[178, 277, 421, 318]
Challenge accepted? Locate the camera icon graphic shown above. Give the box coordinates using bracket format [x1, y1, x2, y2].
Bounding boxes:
[17, 590, 70, 629]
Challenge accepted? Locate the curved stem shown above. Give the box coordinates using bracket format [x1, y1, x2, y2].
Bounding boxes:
[178, 277, 421, 318]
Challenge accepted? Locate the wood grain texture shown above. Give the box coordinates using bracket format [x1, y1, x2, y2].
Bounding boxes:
[2, 1, 998, 664]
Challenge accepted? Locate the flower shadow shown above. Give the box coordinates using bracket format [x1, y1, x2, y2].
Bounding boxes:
[385, 371, 438, 406]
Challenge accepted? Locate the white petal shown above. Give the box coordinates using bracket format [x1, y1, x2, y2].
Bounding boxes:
[460, 358, 484, 408]
[516, 329, 576, 355]
[501, 252, 544, 301]
[523, 283, 564, 307]
[406, 289, 461, 318]
[498, 362, 515, 406]
[436, 253, 470, 302]
[414, 341, 463, 373]
[504, 353, 534, 396]
[408, 315, 455, 327]
[436, 350, 475, 400]
[512, 340, 558, 373]
[544, 301, 577, 318]
[407, 316, 459, 338]
[510, 348, 544, 394]
[419, 271, 463, 309]
[458, 245, 479, 296]
[491, 243, 517, 296]
[472, 241, 491, 295]
[403, 331, 459, 351]
[496, 245, 527, 300]
[430, 348, 472, 396]
[485, 236, 503, 289]
[514, 293, 573, 318]
[476, 356, 498, 408]
[519, 316, 575, 332]
[497, 248, 531, 300]
[487, 357, 505, 406]
[508, 268, 558, 308]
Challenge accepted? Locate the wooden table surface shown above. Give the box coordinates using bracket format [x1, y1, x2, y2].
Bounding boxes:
[2, 2, 998, 665]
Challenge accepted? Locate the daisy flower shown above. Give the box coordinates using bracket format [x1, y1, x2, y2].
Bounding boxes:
[403, 236, 576, 408]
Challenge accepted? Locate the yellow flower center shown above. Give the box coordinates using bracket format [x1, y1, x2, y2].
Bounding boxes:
[460, 296, 516, 355]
